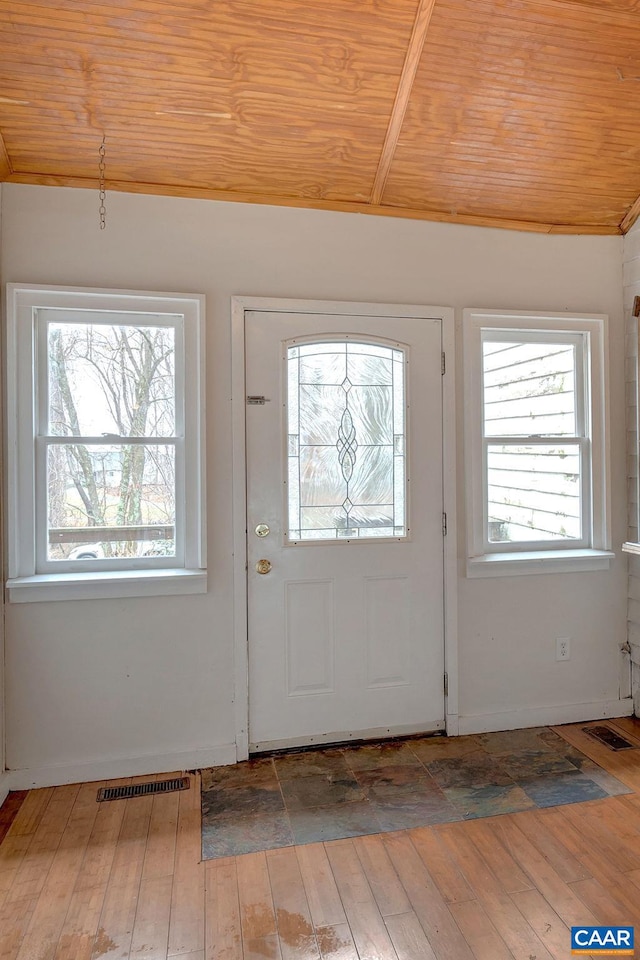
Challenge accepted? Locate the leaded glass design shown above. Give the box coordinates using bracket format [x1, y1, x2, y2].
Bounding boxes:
[287, 341, 407, 541]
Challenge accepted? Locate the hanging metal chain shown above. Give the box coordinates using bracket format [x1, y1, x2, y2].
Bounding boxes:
[98, 135, 107, 230]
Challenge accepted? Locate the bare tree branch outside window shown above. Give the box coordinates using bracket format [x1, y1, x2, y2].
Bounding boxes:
[47, 322, 176, 560]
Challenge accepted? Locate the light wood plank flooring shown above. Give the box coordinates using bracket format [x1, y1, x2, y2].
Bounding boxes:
[2, 719, 640, 960]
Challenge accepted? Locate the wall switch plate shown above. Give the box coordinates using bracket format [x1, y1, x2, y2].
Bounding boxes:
[556, 637, 571, 661]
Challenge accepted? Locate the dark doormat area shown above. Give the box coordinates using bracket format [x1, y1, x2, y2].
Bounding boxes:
[200, 726, 631, 860]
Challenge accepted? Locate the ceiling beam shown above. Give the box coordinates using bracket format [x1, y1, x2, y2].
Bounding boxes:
[5, 170, 621, 236]
[0, 131, 12, 180]
[369, 0, 437, 206]
[620, 193, 640, 234]
[523, 0, 640, 26]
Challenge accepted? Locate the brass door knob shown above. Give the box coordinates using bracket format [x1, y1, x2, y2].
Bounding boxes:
[256, 559, 272, 575]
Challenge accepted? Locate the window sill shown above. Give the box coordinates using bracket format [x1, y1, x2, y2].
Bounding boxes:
[466, 549, 615, 579]
[6, 568, 207, 603]
[622, 542, 640, 556]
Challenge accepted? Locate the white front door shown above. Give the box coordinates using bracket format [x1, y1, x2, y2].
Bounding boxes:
[245, 306, 445, 751]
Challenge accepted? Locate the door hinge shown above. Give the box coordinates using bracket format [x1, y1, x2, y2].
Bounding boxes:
[246, 395, 271, 405]
[441, 351, 446, 375]
[442, 512, 447, 536]
[444, 672, 449, 696]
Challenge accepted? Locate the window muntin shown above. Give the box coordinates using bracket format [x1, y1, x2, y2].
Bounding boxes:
[480, 330, 589, 551]
[286, 339, 407, 542]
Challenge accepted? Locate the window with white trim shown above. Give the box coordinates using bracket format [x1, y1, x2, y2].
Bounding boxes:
[463, 309, 613, 577]
[6, 285, 206, 601]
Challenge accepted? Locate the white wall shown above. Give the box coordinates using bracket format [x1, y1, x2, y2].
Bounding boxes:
[0, 184, 629, 784]
[0, 184, 6, 801]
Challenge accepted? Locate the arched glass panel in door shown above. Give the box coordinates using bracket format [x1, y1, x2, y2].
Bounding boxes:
[286, 339, 407, 541]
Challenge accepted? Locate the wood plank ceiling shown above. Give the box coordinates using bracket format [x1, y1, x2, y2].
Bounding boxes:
[2, 0, 640, 233]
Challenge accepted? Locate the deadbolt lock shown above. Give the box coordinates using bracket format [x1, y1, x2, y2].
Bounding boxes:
[255, 523, 270, 538]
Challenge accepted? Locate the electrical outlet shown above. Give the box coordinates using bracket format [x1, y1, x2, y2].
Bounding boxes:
[556, 637, 571, 661]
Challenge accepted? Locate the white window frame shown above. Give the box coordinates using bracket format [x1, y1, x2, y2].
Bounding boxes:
[463, 308, 613, 578]
[6, 284, 207, 602]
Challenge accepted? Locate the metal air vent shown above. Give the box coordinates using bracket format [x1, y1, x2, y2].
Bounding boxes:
[582, 725, 636, 751]
[97, 776, 190, 802]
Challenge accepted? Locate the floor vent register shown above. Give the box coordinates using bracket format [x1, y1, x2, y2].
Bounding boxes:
[97, 776, 190, 802]
[582, 725, 636, 751]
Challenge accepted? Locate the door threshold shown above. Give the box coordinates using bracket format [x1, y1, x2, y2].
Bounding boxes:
[249, 720, 445, 754]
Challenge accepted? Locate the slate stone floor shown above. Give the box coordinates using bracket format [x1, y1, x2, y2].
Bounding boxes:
[200, 726, 632, 859]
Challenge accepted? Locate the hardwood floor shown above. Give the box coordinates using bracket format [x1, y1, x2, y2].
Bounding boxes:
[2, 720, 640, 960]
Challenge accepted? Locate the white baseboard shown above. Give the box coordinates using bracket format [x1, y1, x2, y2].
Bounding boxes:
[457, 698, 634, 736]
[2, 699, 634, 792]
[4, 743, 237, 791]
[445, 713, 460, 736]
[0, 772, 12, 806]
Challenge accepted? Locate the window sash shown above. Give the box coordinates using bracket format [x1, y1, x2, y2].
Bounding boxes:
[481, 436, 591, 552]
[36, 312, 185, 439]
[34, 310, 187, 573]
[481, 329, 587, 437]
[479, 329, 590, 552]
[34, 436, 185, 571]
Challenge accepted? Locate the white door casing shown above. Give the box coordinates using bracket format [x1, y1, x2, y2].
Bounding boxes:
[231, 299, 458, 758]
